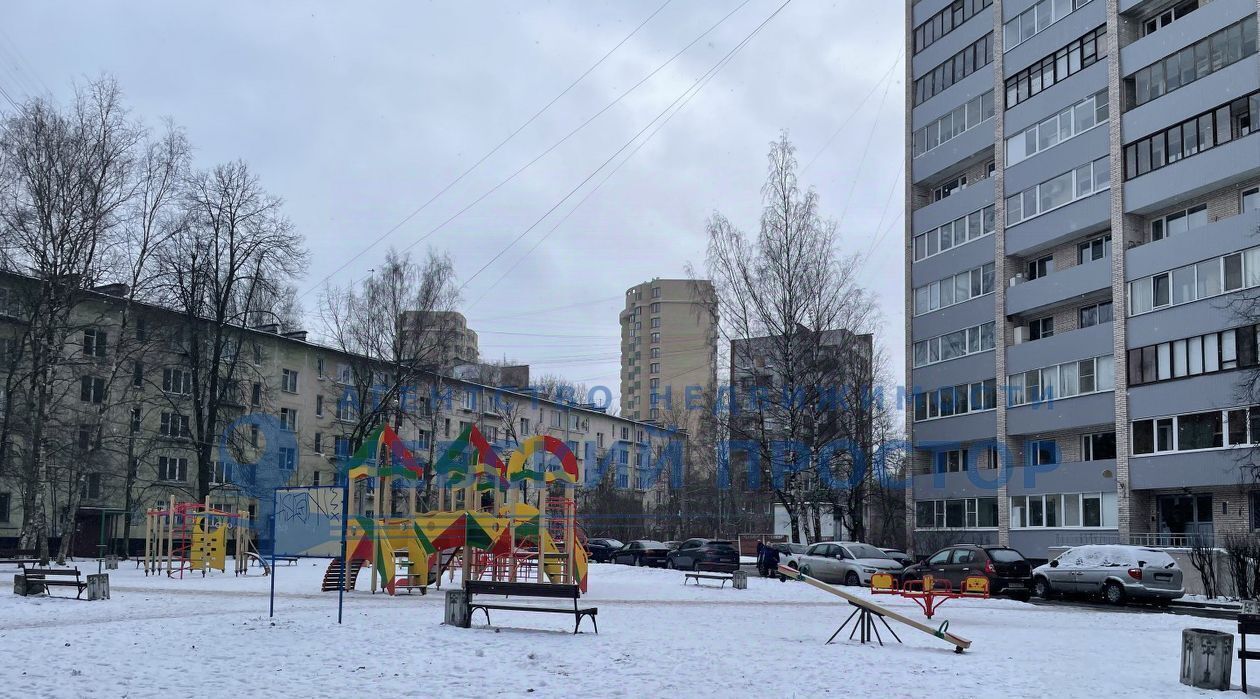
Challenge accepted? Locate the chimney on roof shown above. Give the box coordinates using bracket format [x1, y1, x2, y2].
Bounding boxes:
[282, 330, 308, 342]
[253, 323, 279, 334]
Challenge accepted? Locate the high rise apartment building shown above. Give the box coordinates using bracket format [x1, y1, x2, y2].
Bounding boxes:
[619, 279, 718, 423]
[905, 0, 1260, 557]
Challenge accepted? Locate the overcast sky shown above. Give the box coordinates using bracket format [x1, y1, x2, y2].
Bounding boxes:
[5, 0, 905, 411]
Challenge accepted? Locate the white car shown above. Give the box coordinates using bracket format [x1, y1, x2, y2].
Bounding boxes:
[770, 542, 808, 571]
[1033, 545, 1185, 605]
[792, 541, 904, 586]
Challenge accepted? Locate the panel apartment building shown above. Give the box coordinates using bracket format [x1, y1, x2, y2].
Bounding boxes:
[0, 272, 677, 554]
[620, 279, 718, 424]
[905, 0, 1260, 557]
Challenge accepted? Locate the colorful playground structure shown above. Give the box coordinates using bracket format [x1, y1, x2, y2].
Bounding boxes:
[870, 572, 990, 619]
[778, 564, 973, 653]
[142, 496, 265, 577]
[322, 424, 588, 598]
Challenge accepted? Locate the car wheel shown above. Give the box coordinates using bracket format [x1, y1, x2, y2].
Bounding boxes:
[1104, 581, 1126, 606]
[801, 565, 813, 579]
[666, 559, 675, 570]
[844, 571, 860, 587]
[1010, 590, 1031, 602]
[1033, 577, 1054, 599]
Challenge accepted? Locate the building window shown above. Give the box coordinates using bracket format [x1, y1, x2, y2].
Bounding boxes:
[1011, 492, 1115, 528]
[912, 379, 998, 422]
[83, 329, 107, 358]
[1026, 255, 1054, 281]
[650, 363, 660, 374]
[912, 205, 996, 261]
[915, 497, 998, 529]
[650, 332, 660, 343]
[1078, 301, 1113, 328]
[913, 32, 993, 106]
[1004, 0, 1095, 52]
[81, 473, 101, 500]
[1141, 0, 1202, 37]
[1128, 325, 1256, 386]
[80, 376, 106, 404]
[931, 174, 968, 202]
[1077, 234, 1111, 264]
[312, 471, 322, 487]
[1005, 25, 1107, 109]
[1028, 316, 1054, 341]
[334, 436, 351, 459]
[912, 263, 995, 315]
[281, 369, 299, 394]
[132, 361, 144, 388]
[1124, 89, 1260, 179]
[1132, 406, 1260, 455]
[314, 432, 323, 454]
[913, 0, 992, 55]
[316, 356, 326, 378]
[1244, 187, 1259, 214]
[1082, 432, 1116, 461]
[1129, 245, 1260, 315]
[130, 407, 141, 434]
[1007, 90, 1109, 166]
[913, 91, 995, 157]
[520, 417, 530, 436]
[280, 408, 298, 431]
[0, 492, 10, 523]
[621, 427, 629, 440]
[159, 412, 190, 438]
[1150, 204, 1208, 242]
[163, 368, 192, 395]
[158, 456, 188, 482]
[1007, 355, 1114, 406]
[1026, 440, 1058, 465]
[279, 446, 296, 470]
[1127, 16, 1256, 108]
[315, 395, 324, 417]
[651, 287, 661, 299]
[935, 449, 969, 473]
[1006, 155, 1111, 226]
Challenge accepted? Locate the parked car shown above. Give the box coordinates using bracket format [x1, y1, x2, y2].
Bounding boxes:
[901, 544, 1033, 601]
[667, 538, 740, 571]
[1032, 545, 1184, 605]
[772, 542, 808, 571]
[663, 540, 682, 551]
[792, 541, 904, 586]
[585, 538, 624, 563]
[881, 548, 914, 567]
[610, 540, 670, 567]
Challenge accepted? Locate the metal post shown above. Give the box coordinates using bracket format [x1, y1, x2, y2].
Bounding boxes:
[269, 488, 278, 618]
[338, 476, 349, 624]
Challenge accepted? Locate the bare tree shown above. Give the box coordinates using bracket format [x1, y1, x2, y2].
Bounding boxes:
[703, 132, 878, 544]
[0, 78, 142, 561]
[154, 160, 307, 500]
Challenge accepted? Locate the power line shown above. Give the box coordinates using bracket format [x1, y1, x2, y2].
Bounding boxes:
[300, 0, 748, 301]
[835, 48, 901, 234]
[801, 52, 902, 174]
[296, 0, 676, 300]
[458, 0, 793, 294]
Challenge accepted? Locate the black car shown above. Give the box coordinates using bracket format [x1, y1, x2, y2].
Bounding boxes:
[901, 544, 1034, 601]
[667, 538, 740, 571]
[585, 538, 624, 563]
[610, 540, 670, 567]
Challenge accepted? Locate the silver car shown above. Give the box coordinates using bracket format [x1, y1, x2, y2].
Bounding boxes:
[1032, 545, 1184, 605]
[792, 541, 904, 586]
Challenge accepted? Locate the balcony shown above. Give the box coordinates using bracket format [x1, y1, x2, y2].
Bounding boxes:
[1120, 0, 1256, 78]
[1006, 390, 1115, 436]
[1122, 56, 1260, 151]
[1130, 449, 1251, 489]
[912, 121, 995, 187]
[1006, 321, 1114, 375]
[1126, 208, 1260, 281]
[1123, 131, 1260, 214]
[912, 469, 1000, 501]
[1006, 459, 1118, 496]
[912, 174, 995, 234]
[1004, 192, 1111, 258]
[912, 410, 997, 444]
[1006, 258, 1111, 316]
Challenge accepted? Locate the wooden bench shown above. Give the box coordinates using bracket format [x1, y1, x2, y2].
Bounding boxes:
[273, 556, 299, 566]
[684, 561, 738, 588]
[465, 580, 597, 634]
[20, 568, 88, 599]
[0, 549, 38, 568]
[1239, 613, 1260, 693]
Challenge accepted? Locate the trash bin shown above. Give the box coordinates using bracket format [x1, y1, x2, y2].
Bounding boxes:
[444, 589, 470, 628]
[1181, 628, 1234, 691]
[732, 570, 748, 590]
[86, 573, 110, 601]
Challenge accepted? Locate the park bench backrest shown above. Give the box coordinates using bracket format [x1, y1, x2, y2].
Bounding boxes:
[465, 580, 579, 599]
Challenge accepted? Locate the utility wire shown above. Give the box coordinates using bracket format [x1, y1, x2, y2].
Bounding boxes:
[459, 0, 793, 295]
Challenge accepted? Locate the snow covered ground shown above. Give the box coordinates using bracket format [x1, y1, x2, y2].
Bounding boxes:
[0, 559, 1243, 697]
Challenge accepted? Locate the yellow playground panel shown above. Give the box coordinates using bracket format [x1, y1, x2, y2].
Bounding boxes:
[143, 495, 265, 578]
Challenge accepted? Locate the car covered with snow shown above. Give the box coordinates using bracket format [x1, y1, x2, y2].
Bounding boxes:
[1033, 545, 1184, 605]
[792, 541, 904, 586]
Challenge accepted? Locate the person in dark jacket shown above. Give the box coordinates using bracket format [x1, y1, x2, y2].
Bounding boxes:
[765, 544, 781, 577]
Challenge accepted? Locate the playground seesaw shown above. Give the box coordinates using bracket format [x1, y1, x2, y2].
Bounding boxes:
[777, 564, 972, 654]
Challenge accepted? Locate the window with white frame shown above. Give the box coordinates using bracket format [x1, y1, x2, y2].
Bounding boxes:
[82, 329, 107, 358]
[80, 376, 106, 404]
[158, 456, 188, 482]
[1128, 325, 1257, 386]
[1011, 492, 1115, 528]
[1004, 0, 1095, 52]
[1006, 155, 1110, 226]
[1077, 233, 1111, 264]
[159, 412, 190, 438]
[935, 449, 968, 473]
[1081, 432, 1117, 460]
[162, 368, 192, 395]
[1129, 246, 1260, 315]
[912, 91, 995, 157]
[915, 497, 998, 529]
[1007, 355, 1114, 406]
[1026, 254, 1053, 281]
[281, 369, 299, 393]
[912, 322, 995, 367]
[1244, 187, 1259, 214]
[1132, 405, 1260, 455]
[1150, 204, 1207, 242]
[912, 263, 995, 315]
[912, 205, 996, 261]
[1027, 316, 1054, 341]
[1006, 89, 1108, 165]
[912, 379, 998, 422]
[280, 408, 298, 431]
[1026, 439, 1058, 465]
[932, 174, 968, 202]
[1078, 301, 1113, 328]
